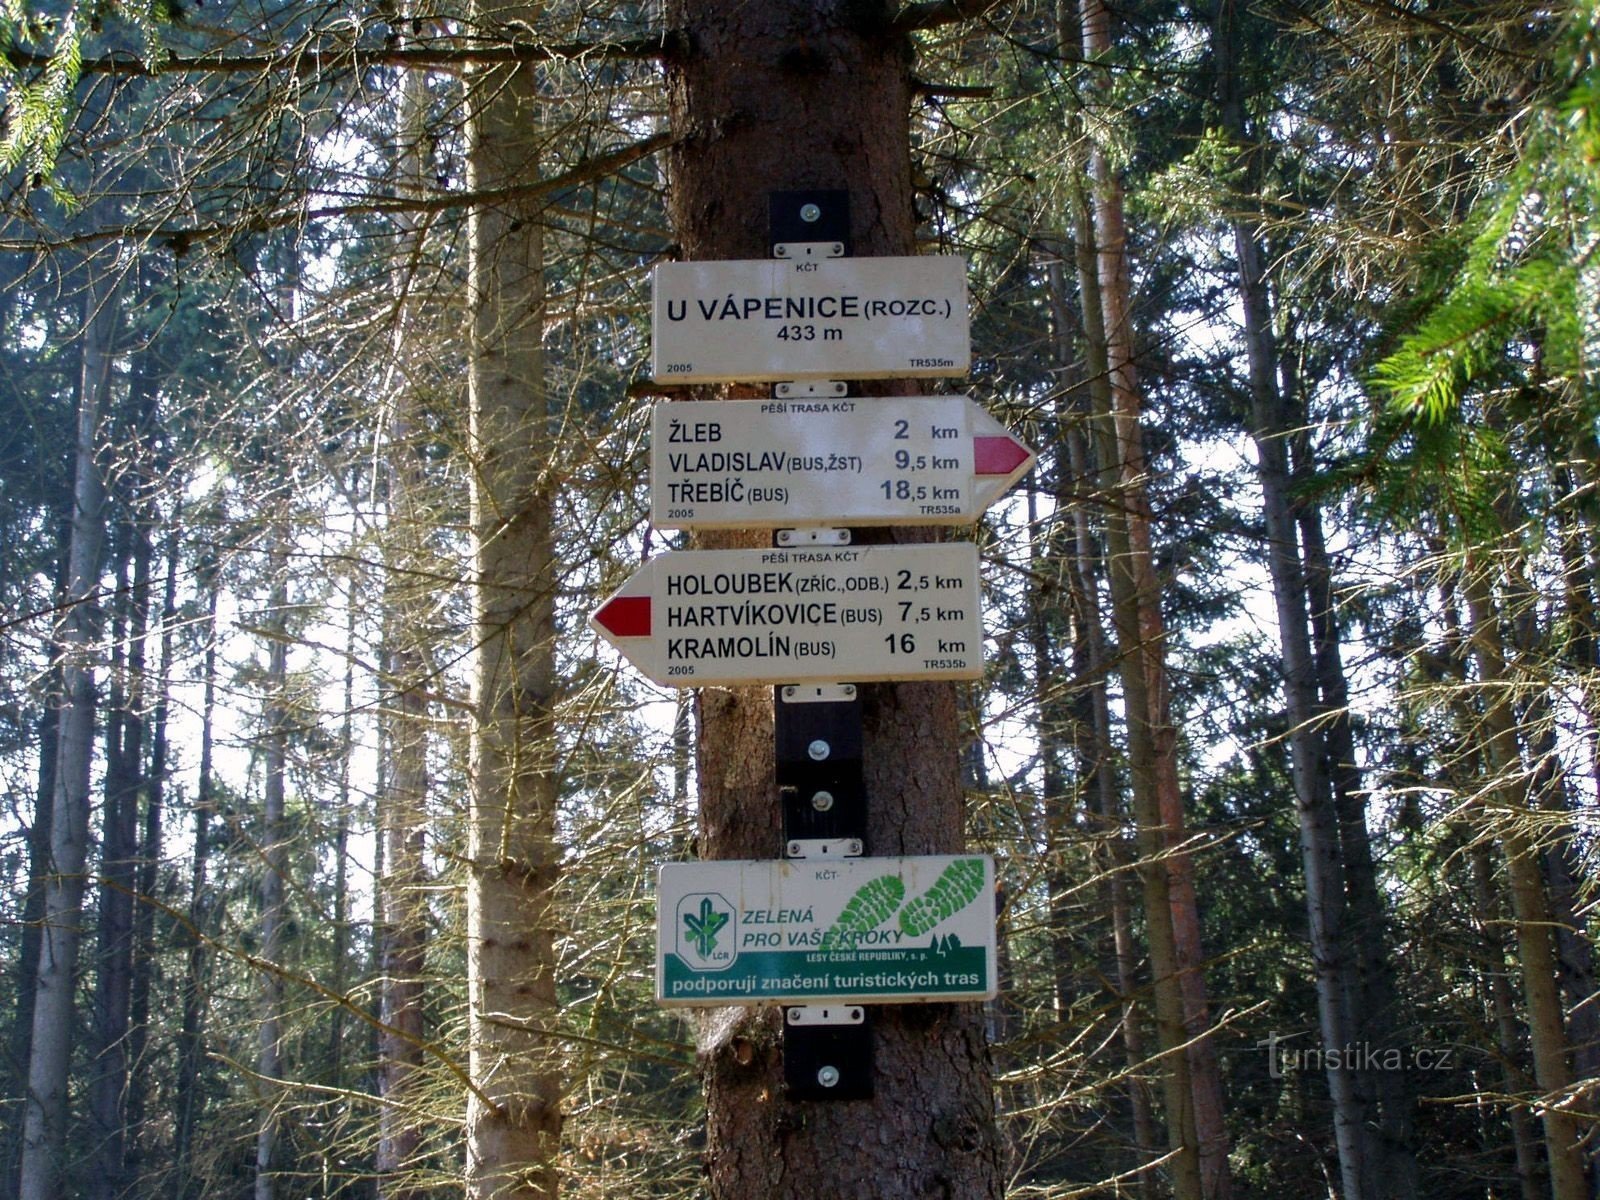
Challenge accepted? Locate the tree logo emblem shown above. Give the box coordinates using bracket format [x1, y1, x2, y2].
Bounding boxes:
[684, 897, 728, 955]
[675, 892, 736, 970]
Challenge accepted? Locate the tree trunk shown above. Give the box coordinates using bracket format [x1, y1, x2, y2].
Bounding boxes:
[1298, 495, 1419, 1196]
[464, 3, 562, 1194]
[1068, 4, 1223, 1191]
[1047, 253, 1158, 1193]
[255, 567, 290, 1200]
[328, 574, 357, 1099]
[125, 519, 177, 1186]
[1462, 566, 1588, 1200]
[19, 258, 120, 1200]
[376, 46, 432, 1198]
[174, 566, 220, 1200]
[1471, 841, 1545, 1200]
[88, 509, 144, 1200]
[1209, 9, 1372, 1192]
[663, 5, 1002, 1197]
[7, 496, 71, 1199]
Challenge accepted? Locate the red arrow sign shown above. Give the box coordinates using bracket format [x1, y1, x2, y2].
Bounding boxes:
[650, 396, 1036, 530]
[973, 436, 1031, 477]
[593, 595, 651, 638]
[590, 543, 985, 688]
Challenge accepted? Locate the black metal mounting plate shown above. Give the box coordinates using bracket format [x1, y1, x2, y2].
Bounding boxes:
[769, 190, 851, 256]
[775, 685, 866, 850]
[783, 1011, 874, 1101]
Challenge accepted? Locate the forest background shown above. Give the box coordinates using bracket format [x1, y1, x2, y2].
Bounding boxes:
[1, 0, 1597, 1198]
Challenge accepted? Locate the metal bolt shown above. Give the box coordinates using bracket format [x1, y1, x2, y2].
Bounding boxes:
[817, 1065, 840, 1088]
[807, 739, 830, 761]
[787, 841, 802, 857]
[800, 203, 822, 223]
[841, 684, 856, 698]
[847, 839, 862, 856]
[811, 790, 834, 812]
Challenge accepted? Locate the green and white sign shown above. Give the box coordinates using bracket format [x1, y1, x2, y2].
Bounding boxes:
[656, 855, 997, 1007]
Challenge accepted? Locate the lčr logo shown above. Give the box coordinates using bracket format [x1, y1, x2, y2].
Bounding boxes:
[677, 893, 736, 970]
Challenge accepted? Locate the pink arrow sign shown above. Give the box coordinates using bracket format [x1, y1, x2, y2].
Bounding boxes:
[651, 395, 1035, 530]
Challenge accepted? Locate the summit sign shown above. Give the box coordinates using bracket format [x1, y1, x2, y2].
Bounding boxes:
[651, 255, 970, 383]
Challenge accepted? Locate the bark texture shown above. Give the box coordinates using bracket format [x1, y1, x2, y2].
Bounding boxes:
[377, 48, 432, 1198]
[664, 4, 1001, 1198]
[1463, 568, 1588, 1200]
[464, 3, 562, 1194]
[19, 259, 119, 1200]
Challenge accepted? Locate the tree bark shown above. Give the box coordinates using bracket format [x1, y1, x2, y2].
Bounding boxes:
[125, 517, 178, 1187]
[464, 3, 562, 1194]
[174, 565, 220, 1200]
[19, 257, 120, 1200]
[1470, 841, 1545, 1200]
[1047, 253, 1157, 1193]
[1209, 9, 1371, 1193]
[377, 44, 432, 1199]
[1068, 3, 1224, 1192]
[254, 566, 290, 1200]
[1462, 566, 1588, 1200]
[664, 4, 1001, 1197]
[88, 511, 143, 1200]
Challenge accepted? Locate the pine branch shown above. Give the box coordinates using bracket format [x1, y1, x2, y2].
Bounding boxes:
[0, 129, 676, 253]
[889, 0, 1015, 36]
[2, 30, 676, 80]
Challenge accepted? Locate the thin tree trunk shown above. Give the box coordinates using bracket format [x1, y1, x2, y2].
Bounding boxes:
[255, 567, 290, 1200]
[1062, 121, 1204, 1199]
[664, 4, 1002, 1196]
[1048, 254, 1157, 1193]
[88, 511, 144, 1200]
[174, 566, 220, 1200]
[1298, 496, 1420, 1195]
[464, 3, 562, 1193]
[376, 46, 432, 1198]
[1070, 4, 1223, 1190]
[328, 576, 357, 1097]
[126, 518, 178, 1185]
[7, 497, 70, 1198]
[1028, 479, 1077, 1028]
[1471, 841, 1545, 1200]
[1462, 566, 1587, 1200]
[1210, 8, 1369, 1191]
[19, 259, 120, 1200]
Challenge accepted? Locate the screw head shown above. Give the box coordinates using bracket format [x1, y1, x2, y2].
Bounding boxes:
[799, 202, 822, 223]
[817, 1064, 840, 1088]
[807, 739, 830, 761]
[811, 790, 834, 812]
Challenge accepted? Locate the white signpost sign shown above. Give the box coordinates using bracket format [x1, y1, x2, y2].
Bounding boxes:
[590, 543, 983, 687]
[651, 255, 970, 383]
[651, 395, 1035, 529]
[657, 854, 997, 1006]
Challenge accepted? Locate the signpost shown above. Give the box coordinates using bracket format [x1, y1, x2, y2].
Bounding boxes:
[651, 255, 970, 383]
[657, 855, 997, 1006]
[590, 543, 984, 687]
[650, 395, 1035, 529]
[617, 210, 1027, 1113]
